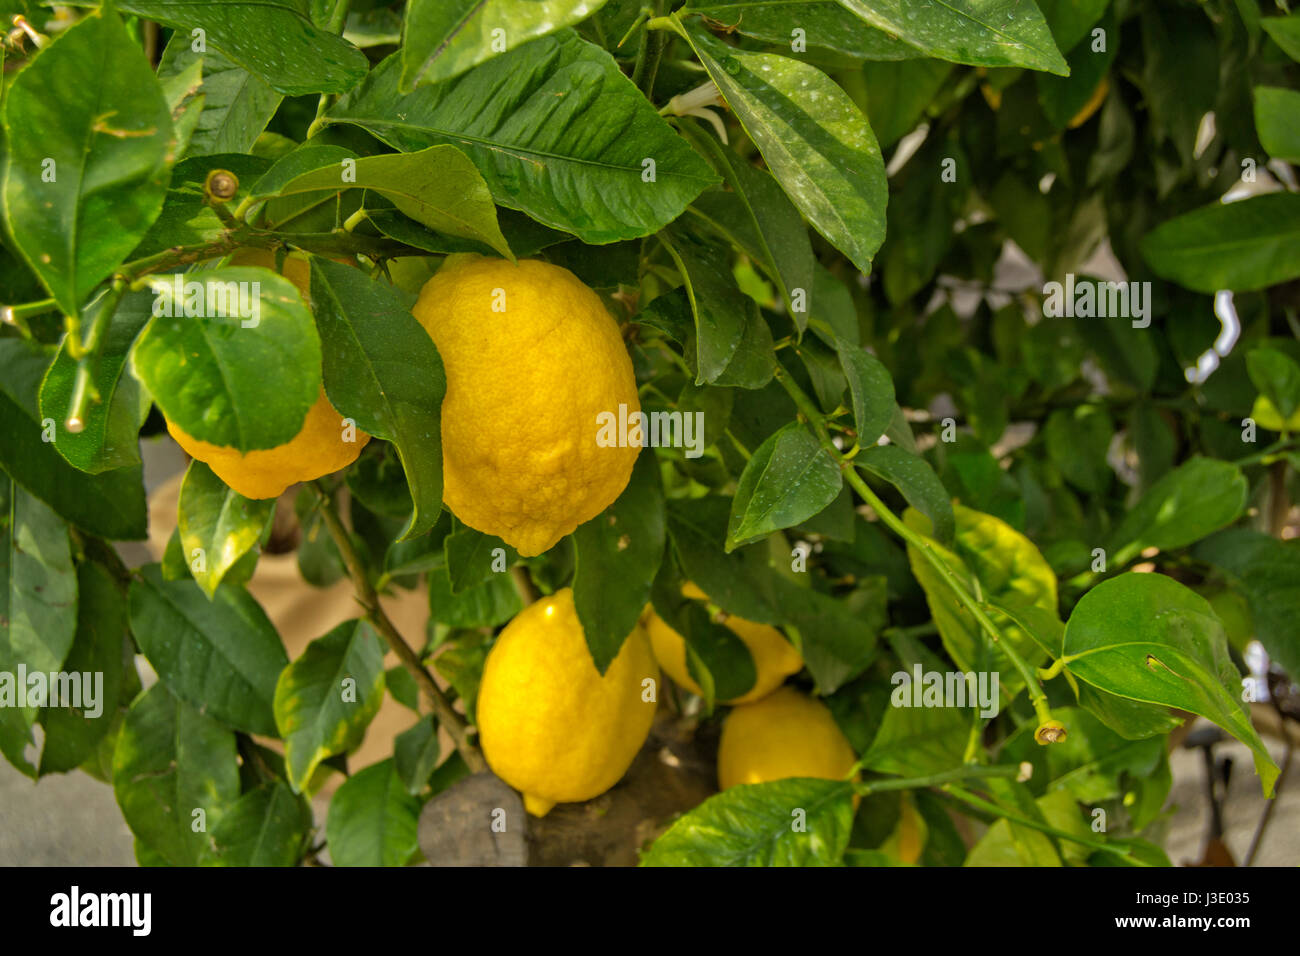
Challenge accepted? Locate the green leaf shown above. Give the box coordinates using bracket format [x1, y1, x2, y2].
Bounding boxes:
[38, 562, 127, 776]
[1247, 347, 1300, 421]
[838, 345, 896, 447]
[131, 267, 321, 453]
[1139, 5, 1217, 167]
[327, 34, 718, 243]
[835, 0, 1068, 74]
[105, 0, 368, 96]
[202, 781, 311, 866]
[326, 759, 422, 866]
[727, 422, 842, 551]
[1075, 681, 1184, 742]
[574, 452, 666, 672]
[1261, 12, 1300, 63]
[309, 258, 446, 539]
[679, 21, 887, 275]
[1106, 458, 1247, 566]
[1044, 404, 1112, 493]
[682, 124, 816, 328]
[666, 601, 759, 705]
[274, 619, 387, 792]
[1254, 87, 1300, 164]
[394, 715, 441, 795]
[2, 10, 172, 319]
[256, 146, 511, 259]
[687, 1, 921, 60]
[856, 444, 954, 544]
[640, 778, 854, 866]
[157, 34, 283, 158]
[1063, 573, 1279, 797]
[112, 683, 240, 866]
[431, 633, 492, 722]
[401, 0, 608, 89]
[428, 570, 523, 630]
[0, 339, 147, 539]
[40, 307, 150, 479]
[1194, 529, 1300, 684]
[1036, 9, 1115, 129]
[0, 481, 78, 775]
[1036, 0, 1109, 53]
[177, 460, 275, 598]
[129, 154, 272, 259]
[444, 526, 517, 594]
[667, 495, 782, 624]
[861, 58, 954, 148]
[128, 565, 289, 736]
[659, 228, 776, 388]
[774, 577, 883, 694]
[1140, 192, 1300, 294]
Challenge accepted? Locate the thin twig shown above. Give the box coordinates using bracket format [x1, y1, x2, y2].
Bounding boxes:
[313, 482, 487, 772]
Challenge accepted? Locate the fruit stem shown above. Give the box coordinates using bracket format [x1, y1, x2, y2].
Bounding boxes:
[313, 481, 488, 773]
[771, 361, 1062, 741]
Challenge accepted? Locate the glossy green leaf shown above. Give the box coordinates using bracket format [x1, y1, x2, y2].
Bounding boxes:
[128, 565, 289, 736]
[680, 21, 887, 275]
[1140, 192, 1300, 293]
[309, 258, 446, 539]
[641, 778, 854, 866]
[682, 123, 816, 329]
[1106, 458, 1247, 566]
[1139, 6, 1216, 167]
[428, 570, 523, 630]
[1, 10, 173, 318]
[727, 422, 842, 551]
[177, 460, 274, 598]
[839, 345, 896, 448]
[444, 526, 518, 594]
[1254, 87, 1300, 164]
[574, 452, 667, 672]
[0, 481, 78, 775]
[257, 146, 511, 259]
[112, 682, 241, 866]
[1247, 347, 1300, 421]
[1075, 681, 1183, 742]
[394, 716, 441, 795]
[431, 633, 492, 723]
[402, 0, 608, 89]
[667, 496, 783, 625]
[326, 759, 422, 866]
[775, 576, 883, 694]
[1036, 0, 1109, 53]
[202, 781, 311, 866]
[1044, 405, 1113, 493]
[38, 292, 150, 474]
[38, 562, 127, 776]
[659, 228, 776, 388]
[861, 58, 953, 148]
[687, 1, 921, 60]
[105, 0, 368, 96]
[1261, 12, 1300, 62]
[158, 34, 283, 158]
[131, 267, 320, 452]
[274, 619, 386, 792]
[327, 34, 717, 243]
[1194, 529, 1300, 685]
[835, 0, 1068, 74]
[1063, 572, 1279, 797]
[0, 340, 147, 540]
[856, 445, 954, 544]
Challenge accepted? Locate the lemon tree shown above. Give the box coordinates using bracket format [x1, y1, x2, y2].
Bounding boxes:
[0, 0, 1297, 872]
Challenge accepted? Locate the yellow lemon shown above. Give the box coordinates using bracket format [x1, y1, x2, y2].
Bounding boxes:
[476, 588, 659, 816]
[717, 686, 857, 791]
[411, 255, 640, 556]
[164, 249, 368, 499]
[641, 582, 802, 705]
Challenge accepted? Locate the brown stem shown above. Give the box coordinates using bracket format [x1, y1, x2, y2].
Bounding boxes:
[313, 482, 487, 773]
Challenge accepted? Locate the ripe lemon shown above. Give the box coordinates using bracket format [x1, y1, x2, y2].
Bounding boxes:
[717, 686, 857, 791]
[163, 248, 368, 499]
[641, 582, 802, 705]
[476, 588, 659, 816]
[411, 255, 640, 557]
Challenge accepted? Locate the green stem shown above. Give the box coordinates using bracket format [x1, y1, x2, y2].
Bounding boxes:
[944, 785, 1141, 862]
[771, 362, 1059, 737]
[65, 278, 128, 431]
[632, 1, 668, 98]
[850, 762, 1020, 793]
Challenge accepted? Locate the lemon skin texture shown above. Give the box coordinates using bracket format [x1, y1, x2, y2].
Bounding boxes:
[164, 248, 368, 499]
[411, 255, 640, 557]
[717, 686, 857, 791]
[167, 388, 368, 499]
[641, 583, 802, 705]
[476, 588, 659, 816]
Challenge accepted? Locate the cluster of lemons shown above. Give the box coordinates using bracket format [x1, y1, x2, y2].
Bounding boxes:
[171, 252, 856, 820]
